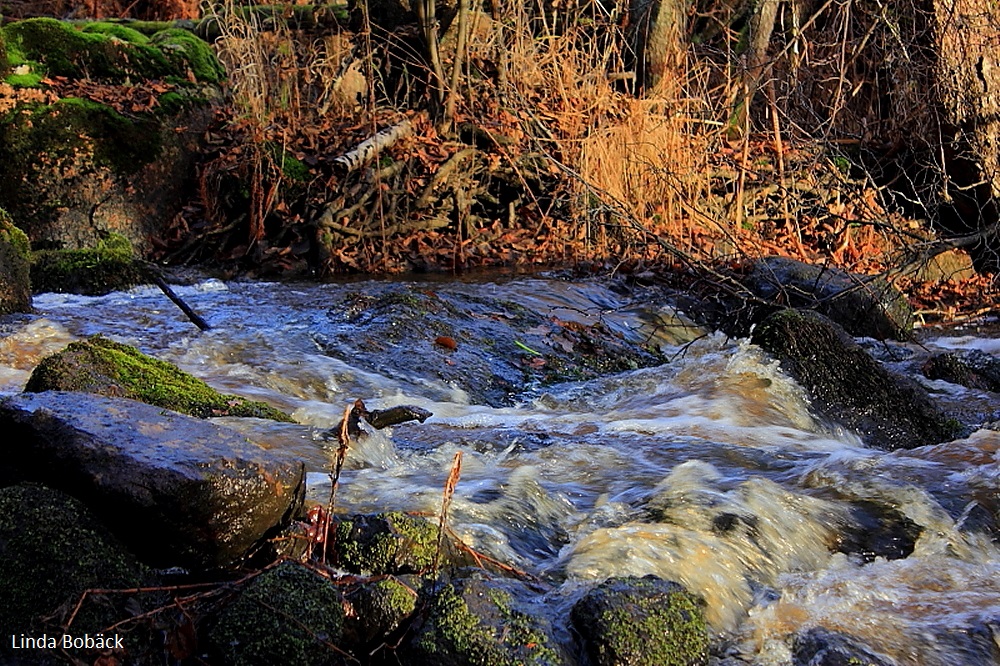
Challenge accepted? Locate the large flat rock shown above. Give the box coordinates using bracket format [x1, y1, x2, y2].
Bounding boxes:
[0, 391, 305, 570]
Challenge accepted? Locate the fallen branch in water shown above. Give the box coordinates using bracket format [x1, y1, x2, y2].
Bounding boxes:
[151, 274, 211, 331]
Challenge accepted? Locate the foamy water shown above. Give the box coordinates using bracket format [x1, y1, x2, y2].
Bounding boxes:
[3, 277, 998, 663]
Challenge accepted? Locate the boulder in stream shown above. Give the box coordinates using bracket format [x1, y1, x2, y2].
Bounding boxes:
[0, 207, 31, 314]
[0, 391, 306, 569]
[407, 570, 569, 666]
[752, 309, 962, 450]
[744, 256, 914, 341]
[208, 560, 350, 666]
[570, 575, 709, 666]
[0, 483, 153, 665]
[25, 334, 293, 421]
[922, 349, 1000, 393]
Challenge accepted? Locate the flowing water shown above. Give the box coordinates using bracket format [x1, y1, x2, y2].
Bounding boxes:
[1, 276, 998, 665]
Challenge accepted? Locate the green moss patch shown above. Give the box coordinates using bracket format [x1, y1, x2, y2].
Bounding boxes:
[0, 208, 32, 314]
[570, 576, 709, 666]
[334, 511, 439, 574]
[1, 18, 222, 85]
[82, 21, 152, 45]
[411, 573, 567, 666]
[0, 483, 150, 639]
[25, 334, 294, 421]
[151, 28, 225, 83]
[209, 561, 349, 666]
[30, 232, 151, 296]
[2, 96, 162, 185]
[2, 17, 173, 83]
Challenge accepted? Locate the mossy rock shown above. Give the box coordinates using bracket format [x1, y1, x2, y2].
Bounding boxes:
[3, 97, 161, 179]
[209, 561, 350, 666]
[570, 576, 709, 666]
[408, 571, 568, 666]
[25, 334, 294, 421]
[0, 208, 32, 314]
[0, 30, 9, 78]
[0, 99, 164, 239]
[30, 232, 150, 296]
[333, 511, 440, 574]
[0, 483, 152, 655]
[752, 309, 962, 450]
[2, 17, 175, 83]
[343, 575, 419, 646]
[81, 21, 151, 45]
[151, 28, 225, 83]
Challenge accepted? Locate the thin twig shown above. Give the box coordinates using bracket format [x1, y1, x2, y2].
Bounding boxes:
[431, 451, 462, 578]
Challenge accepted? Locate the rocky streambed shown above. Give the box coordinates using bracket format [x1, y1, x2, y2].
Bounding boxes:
[0, 266, 998, 665]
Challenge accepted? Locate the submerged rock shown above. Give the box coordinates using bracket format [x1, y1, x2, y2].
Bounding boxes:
[923, 349, 1000, 393]
[0, 483, 152, 663]
[313, 285, 664, 407]
[0, 391, 305, 569]
[208, 561, 349, 666]
[0, 207, 31, 314]
[791, 627, 894, 666]
[25, 334, 293, 421]
[570, 575, 709, 666]
[407, 570, 568, 666]
[752, 309, 961, 449]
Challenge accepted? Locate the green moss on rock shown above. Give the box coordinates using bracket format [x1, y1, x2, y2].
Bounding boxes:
[0, 30, 9, 78]
[30, 232, 150, 296]
[2, 17, 173, 82]
[1, 18, 222, 84]
[0, 208, 32, 314]
[343, 576, 419, 645]
[151, 28, 225, 83]
[334, 511, 439, 574]
[81, 21, 151, 45]
[410, 572, 567, 666]
[1, 97, 162, 197]
[209, 561, 349, 666]
[25, 334, 294, 421]
[0, 483, 150, 639]
[570, 576, 709, 666]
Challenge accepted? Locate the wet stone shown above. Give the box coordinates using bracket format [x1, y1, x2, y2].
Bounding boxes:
[752, 309, 962, 450]
[312, 285, 664, 407]
[791, 627, 894, 666]
[570, 575, 709, 666]
[0, 391, 305, 570]
[407, 570, 569, 666]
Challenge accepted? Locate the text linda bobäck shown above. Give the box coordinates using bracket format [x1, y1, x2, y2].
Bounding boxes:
[11, 633, 124, 649]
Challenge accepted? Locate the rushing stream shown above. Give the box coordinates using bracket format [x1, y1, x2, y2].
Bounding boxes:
[1, 275, 998, 665]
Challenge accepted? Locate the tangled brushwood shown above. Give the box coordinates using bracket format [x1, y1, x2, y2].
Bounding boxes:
[154, 0, 998, 316]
